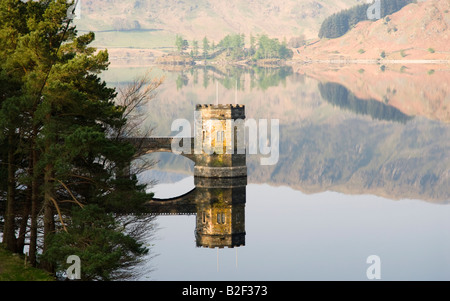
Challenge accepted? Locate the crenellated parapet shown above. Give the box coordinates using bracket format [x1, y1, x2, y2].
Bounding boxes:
[195, 104, 245, 120]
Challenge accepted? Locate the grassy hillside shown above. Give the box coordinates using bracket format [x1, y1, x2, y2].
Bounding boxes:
[74, 0, 358, 49]
[0, 245, 54, 281]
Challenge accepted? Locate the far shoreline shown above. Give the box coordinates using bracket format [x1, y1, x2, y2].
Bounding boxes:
[288, 59, 450, 65]
[97, 47, 450, 67]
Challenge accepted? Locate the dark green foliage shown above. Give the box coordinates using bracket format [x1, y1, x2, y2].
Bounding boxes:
[318, 0, 413, 39]
[319, 9, 353, 39]
[0, 0, 155, 278]
[41, 205, 148, 281]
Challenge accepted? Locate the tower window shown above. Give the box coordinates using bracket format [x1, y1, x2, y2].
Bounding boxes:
[217, 212, 225, 224]
[217, 131, 224, 142]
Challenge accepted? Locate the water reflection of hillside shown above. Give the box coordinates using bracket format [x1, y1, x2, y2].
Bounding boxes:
[150, 112, 449, 203]
[248, 115, 449, 203]
[295, 64, 450, 123]
[318, 82, 414, 123]
[106, 65, 449, 203]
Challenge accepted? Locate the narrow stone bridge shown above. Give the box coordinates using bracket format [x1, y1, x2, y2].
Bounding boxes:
[146, 187, 198, 215]
[122, 104, 247, 178]
[121, 137, 195, 161]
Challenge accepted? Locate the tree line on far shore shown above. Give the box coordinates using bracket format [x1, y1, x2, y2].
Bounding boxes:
[175, 33, 294, 61]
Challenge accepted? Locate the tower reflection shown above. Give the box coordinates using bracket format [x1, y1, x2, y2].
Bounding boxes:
[147, 176, 247, 249]
[194, 176, 246, 248]
[146, 103, 247, 248]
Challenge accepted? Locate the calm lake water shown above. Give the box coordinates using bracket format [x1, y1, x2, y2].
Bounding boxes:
[103, 63, 450, 281]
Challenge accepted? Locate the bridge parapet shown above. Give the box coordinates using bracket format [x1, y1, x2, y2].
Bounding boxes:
[121, 137, 195, 160]
[123, 103, 247, 178]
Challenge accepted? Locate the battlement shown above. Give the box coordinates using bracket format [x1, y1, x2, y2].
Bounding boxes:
[196, 104, 245, 109]
[195, 233, 246, 249]
[195, 103, 245, 120]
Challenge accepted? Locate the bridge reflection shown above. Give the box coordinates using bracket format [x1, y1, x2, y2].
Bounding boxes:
[146, 176, 247, 249]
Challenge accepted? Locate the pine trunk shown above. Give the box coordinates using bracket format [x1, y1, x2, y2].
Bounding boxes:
[29, 142, 39, 267]
[3, 133, 17, 253]
[16, 189, 30, 254]
[41, 162, 55, 273]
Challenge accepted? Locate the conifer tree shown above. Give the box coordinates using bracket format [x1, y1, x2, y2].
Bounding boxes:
[0, 0, 156, 276]
[202, 36, 210, 60]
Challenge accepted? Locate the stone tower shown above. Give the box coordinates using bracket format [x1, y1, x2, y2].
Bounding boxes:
[194, 104, 246, 178]
[194, 177, 246, 248]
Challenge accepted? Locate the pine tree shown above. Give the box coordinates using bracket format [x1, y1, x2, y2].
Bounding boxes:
[0, 0, 156, 276]
[202, 36, 210, 60]
[192, 39, 199, 57]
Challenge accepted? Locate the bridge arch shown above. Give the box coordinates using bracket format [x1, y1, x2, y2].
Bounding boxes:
[124, 137, 195, 162]
[150, 187, 196, 202]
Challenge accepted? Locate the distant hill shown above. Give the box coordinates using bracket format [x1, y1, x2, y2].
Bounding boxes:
[318, 0, 412, 39]
[74, 0, 359, 48]
[295, 0, 450, 60]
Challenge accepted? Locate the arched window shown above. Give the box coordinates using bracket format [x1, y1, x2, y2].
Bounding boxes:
[202, 211, 206, 223]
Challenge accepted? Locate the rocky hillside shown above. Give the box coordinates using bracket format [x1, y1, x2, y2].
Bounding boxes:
[295, 0, 450, 60]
